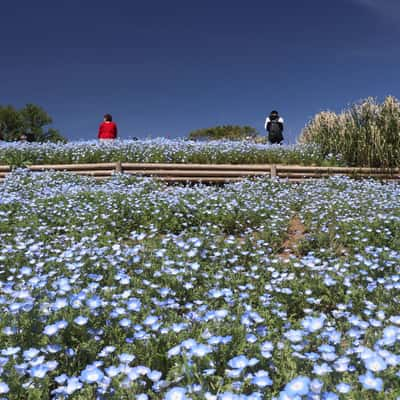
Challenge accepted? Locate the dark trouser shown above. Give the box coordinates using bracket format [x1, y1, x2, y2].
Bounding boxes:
[268, 133, 283, 145]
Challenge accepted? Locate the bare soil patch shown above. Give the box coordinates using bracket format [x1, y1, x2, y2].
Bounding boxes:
[278, 215, 306, 260]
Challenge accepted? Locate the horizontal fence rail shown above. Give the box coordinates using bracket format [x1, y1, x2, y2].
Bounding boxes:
[0, 163, 399, 183]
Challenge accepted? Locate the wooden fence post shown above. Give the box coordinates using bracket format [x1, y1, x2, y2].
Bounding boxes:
[271, 164, 277, 179]
[115, 161, 122, 173]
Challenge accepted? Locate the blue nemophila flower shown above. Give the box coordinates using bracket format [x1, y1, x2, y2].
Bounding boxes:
[381, 350, 400, 366]
[14, 362, 28, 375]
[119, 353, 135, 364]
[323, 392, 339, 400]
[147, 369, 162, 382]
[127, 298, 141, 311]
[23, 348, 40, 360]
[80, 365, 105, 384]
[46, 344, 62, 354]
[260, 341, 274, 358]
[359, 371, 383, 391]
[310, 378, 323, 393]
[30, 355, 46, 367]
[321, 351, 337, 362]
[241, 312, 254, 326]
[110, 305, 127, 320]
[164, 386, 187, 400]
[256, 325, 268, 337]
[246, 333, 258, 344]
[134, 330, 149, 340]
[389, 315, 400, 325]
[1, 346, 20, 356]
[369, 318, 382, 327]
[143, 315, 159, 326]
[225, 369, 242, 378]
[252, 370, 273, 387]
[301, 314, 326, 332]
[221, 336, 232, 344]
[322, 328, 342, 344]
[0, 357, 9, 368]
[202, 368, 216, 376]
[215, 308, 232, 321]
[190, 344, 212, 357]
[133, 365, 151, 376]
[171, 322, 188, 333]
[53, 297, 68, 310]
[121, 367, 139, 382]
[181, 339, 197, 350]
[364, 354, 387, 372]
[284, 376, 311, 396]
[43, 324, 59, 336]
[30, 364, 50, 378]
[2, 326, 17, 336]
[98, 345, 116, 357]
[105, 365, 120, 377]
[86, 296, 102, 309]
[278, 390, 301, 399]
[20, 266, 32, 275]
[284, 329, 304, 343]
[74, 315, 88, 326]
[168, 345, 181, 358]
[63, 377, 83, 395]
[333, 356, 350, 372]
[313, 362, 332, 376]
[55, 374, 68, 384]
[119, 318, 131, 327]
[0, 382, 9, 394]
[336, 382, 351, 394]
[228, 355, 258, 370]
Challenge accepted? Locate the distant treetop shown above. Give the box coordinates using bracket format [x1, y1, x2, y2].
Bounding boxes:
[188, 125, 259, 141]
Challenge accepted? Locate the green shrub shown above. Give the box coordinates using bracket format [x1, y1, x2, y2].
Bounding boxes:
[188, 125, 259, 141]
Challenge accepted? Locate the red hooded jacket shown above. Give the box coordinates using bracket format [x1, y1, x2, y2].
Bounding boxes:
[98, 121, 118, 139]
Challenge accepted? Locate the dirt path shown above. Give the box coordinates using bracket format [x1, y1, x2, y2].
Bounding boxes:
[278, 215, 306, 260]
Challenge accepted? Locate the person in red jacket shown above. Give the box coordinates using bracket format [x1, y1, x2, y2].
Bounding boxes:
[98, 114, 118, 141]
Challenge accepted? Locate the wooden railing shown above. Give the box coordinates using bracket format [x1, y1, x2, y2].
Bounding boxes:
[0, 165, 11, 181]
[0, 163, 399, 183]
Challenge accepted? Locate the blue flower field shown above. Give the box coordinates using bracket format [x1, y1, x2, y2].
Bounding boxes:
[0, 170, 400, 399]
[0, 140, 341, 166]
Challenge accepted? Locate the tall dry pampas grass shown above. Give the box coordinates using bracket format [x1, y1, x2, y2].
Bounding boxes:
[300, 96, 400, 167]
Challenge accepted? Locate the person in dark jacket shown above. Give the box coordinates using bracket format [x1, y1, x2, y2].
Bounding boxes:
[98, 114, 118, 141]
[264, 110, 284, 144]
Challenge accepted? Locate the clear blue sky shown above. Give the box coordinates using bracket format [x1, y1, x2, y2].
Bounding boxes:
[1, 0, 399, 143]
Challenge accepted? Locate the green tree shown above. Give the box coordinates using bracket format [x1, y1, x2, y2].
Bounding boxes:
[0, 105, 21, 141]
[188, 125, 259, 141]
[0, 103, 66, 142]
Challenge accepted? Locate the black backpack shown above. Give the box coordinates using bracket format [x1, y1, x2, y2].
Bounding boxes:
[269, 120, 282, 134]
[268, 119, 283, 143]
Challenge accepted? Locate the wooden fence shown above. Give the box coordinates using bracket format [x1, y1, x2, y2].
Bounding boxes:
[0, 163, 399, 183]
